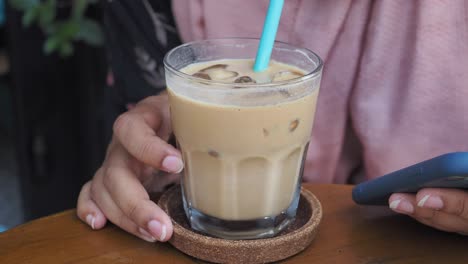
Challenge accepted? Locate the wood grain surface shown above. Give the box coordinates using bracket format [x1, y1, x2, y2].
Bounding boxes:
[1, 184, 467, 263]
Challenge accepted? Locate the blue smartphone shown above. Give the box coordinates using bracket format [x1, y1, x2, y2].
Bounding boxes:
[352, 152, 468, 205]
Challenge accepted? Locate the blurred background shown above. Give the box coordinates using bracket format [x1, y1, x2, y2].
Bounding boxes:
[0, 0, 107, 231]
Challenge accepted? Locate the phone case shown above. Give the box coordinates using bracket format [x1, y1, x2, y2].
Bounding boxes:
[352, 152, 468, 205]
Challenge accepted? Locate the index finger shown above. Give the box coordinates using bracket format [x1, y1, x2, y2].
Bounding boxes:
[103, 144, 174, 241]
[113, 107, 182, 173]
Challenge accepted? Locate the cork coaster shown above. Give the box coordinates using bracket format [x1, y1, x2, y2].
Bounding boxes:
[158, 185, 322, 263]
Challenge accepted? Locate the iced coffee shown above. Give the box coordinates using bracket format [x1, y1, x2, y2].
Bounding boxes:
[164, 39, 322, 239]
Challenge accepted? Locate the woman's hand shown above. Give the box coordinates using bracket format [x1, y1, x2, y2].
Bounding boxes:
[76, 93, 183, 242]
[389, 188, 468, 235]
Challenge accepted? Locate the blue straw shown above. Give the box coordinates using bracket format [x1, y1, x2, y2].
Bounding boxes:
[253, 0, 285, 72]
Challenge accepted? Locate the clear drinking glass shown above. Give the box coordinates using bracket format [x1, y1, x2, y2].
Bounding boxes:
[164, 38, 323, 239]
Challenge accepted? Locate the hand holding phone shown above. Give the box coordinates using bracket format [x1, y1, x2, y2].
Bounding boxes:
[352, 152, 468, 205]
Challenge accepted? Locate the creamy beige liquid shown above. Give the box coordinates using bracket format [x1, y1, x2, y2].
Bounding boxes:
[168, 59, 319, 221]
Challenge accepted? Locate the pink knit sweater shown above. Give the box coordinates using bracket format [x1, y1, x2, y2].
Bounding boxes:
[172, 0, 468, 183]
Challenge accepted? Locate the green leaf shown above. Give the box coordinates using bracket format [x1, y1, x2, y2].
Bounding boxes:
[43, 23, 56, 35]
[21, 5, 40, 27]
[75, 19, 104, 46]
[43, 36, 60, 54]
[59, 42, 74, 57]
[72, 0, 88, 19]
[38, 0, 56, 28]
[56, 20, 81, 40]
[9, 0, 39, 10]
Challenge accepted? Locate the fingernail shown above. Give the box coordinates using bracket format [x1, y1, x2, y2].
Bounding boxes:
[417, 195, 430, 207]
[148, 220, 167, 241]
[418, 195, 444, 210]
[161, 225, 167, 241]
[162, 156, 184, 173]
[138, 227, 156, 242]
[389, 199, 401, 210]
[390, 199, 414, 214]
[86, 214, 95, 230]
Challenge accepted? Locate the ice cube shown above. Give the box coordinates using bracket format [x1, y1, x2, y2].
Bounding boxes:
[234, 76, 257, 84]
[200, 64, 228, 71]
[200, 64, 239, 80]
[272, 70, 303, 82]
[208, 149, 220, 158]
[289, 119, 300, 132]
[192, 72, 211, 80]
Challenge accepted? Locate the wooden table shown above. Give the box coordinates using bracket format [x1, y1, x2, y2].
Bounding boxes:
[1, 184, 467, 263]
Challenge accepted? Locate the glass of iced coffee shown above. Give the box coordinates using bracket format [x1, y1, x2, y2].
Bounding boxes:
[164, 38, 322, 240]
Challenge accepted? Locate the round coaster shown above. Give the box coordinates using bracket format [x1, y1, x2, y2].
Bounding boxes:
[158, 185, 322, 263]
